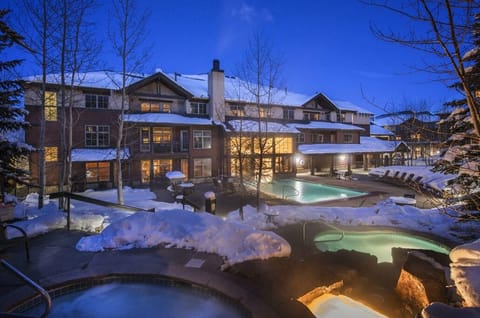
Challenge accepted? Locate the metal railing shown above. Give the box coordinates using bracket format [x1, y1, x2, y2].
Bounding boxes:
[0, 259, 51, 318]
[3, 224, 30, 262]
[303, 221, 345, 247]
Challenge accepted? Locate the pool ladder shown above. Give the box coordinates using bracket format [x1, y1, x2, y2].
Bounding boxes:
[0, 259, 52, 317]
[282, 185, 299, 200]
[303, 221, 345, 245]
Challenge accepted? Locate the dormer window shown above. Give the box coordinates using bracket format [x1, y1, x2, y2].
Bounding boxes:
[86, 94, 108, 109]
[230, 104, 245, 117]
[141, 102, 171, 113]
[191, 102, 207, 115]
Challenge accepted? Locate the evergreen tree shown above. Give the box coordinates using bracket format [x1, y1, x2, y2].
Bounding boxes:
[0, 9, 32, 202]
[433, 14, 480, 215]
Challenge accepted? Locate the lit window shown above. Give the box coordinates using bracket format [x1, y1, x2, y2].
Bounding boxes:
[152, 127, 171, 144]
[193, 130, 211, 149]
[152, 159, 172, 177]
[191, 102, 207, 115]
[86, 162, 110, 182]
[229, 137, 252, 154]
[230, 105, 245, 117]
[253, 137, 273, 154]
[141, 160, 150, 183]
[141, 102, 170, 113]
[194, 158, 212, 177]
[85, 125, 110, 147]
[258, 107, 268, 118]
[303, 111, 320, 121]
[45, 146, 58, 162]
[85, 94, 109, 108]
[275, 137, 292, 154]
[45, 91, 57, 121]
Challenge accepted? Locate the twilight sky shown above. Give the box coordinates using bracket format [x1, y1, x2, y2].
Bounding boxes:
[5, 0, 461, 115]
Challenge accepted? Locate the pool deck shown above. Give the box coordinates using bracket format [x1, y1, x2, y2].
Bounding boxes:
[0, 172, 435, 317]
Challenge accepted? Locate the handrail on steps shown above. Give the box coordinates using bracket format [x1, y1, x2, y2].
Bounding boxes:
[3, 224, 30, 262]
[0, 259, 51, 318]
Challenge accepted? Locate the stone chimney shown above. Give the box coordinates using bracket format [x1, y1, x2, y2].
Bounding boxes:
[208, 59, 225, 122]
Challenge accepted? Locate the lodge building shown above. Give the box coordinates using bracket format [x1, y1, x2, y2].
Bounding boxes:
[23, 60, 406, 192]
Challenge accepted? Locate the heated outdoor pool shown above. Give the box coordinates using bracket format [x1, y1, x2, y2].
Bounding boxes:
[22, 281, 248, 318]
[259, 179, 366, 203]
[314, 230, 450, 263]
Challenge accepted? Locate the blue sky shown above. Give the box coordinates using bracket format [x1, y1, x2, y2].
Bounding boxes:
[5, 0, 459, 115]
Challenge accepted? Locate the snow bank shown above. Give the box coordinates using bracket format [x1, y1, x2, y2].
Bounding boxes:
[450, 239, 480, 306]
[76, 209, 291, 266]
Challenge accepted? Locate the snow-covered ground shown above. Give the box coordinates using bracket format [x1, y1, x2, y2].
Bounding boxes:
[4, 177, 480, 311]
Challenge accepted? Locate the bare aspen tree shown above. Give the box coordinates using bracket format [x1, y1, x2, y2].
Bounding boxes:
[109, 0, 150, 204]
[238, 32, 283, 211]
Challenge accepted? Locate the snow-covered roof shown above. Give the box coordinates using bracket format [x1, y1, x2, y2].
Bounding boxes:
[71, 148, 130, 162]
[227, 119, 299, 133]
[298, 136, 406, 155]
[24, 71, 145, 90]
[333, 100, 373, 114]
[167, 73, 311, 106]
[370, 124, 395, 136]
[123, 113, 213, 125]
[289, 121, 364, 131]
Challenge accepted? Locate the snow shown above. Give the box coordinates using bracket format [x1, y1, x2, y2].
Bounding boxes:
[4, 167, 480, 307]
[333, 100, 373, 115]
[71, 148, 130, 162]
[165, 171, 185, 180]
[370, 124, 394, 136]
[24, 71, 145, 90]
[289, 121, 364, 131]
[299, 136, 406, 155]
[369, 165, 456, 192]
[228, 119, 299, 133]
[123, 113, 213, 125]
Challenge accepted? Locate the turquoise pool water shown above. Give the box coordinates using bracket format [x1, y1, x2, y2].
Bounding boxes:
[260, 179, 366, 203]
[24, 282, 247, 318]
[314, 231, 450, 263]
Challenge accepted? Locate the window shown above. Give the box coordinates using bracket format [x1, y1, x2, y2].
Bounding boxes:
[152, 159, 172, 177]
[140, 127, 150, 152]
[191, 102, 207, 115]
[230, 137, 252, 154]
[86, 162, 110, 182]
[45, 146, 58, 162]
[253, 137, 273, 154]
[258, 107, 268, 118]
[275, 137, 293, 154]
[230, 104, 245, 117]
[85, 94, 108, 109]
[275, 156, 291, 173]
[193, 130, 211, 149]
[303, 111, 320, 121]
[85, 125, 110, 147]
[283, 108, 294, 120]
[194, 158, 212, 177]
[296, 133, 305, 144]
[343, 134, 353, 144]
[45, 91, 57, 121]
[313, 134, 324, 143]
[180, 130, 189, 151]
[141, 160, 150, 183]
[141, 102, 171, 113]
[152, 127, 171, 144]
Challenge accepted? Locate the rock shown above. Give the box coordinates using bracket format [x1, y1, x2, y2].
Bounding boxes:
[422, 302, 480, 318]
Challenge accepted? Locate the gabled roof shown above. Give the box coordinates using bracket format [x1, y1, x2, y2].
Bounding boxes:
[333, 100, 373, 114]
[123, 113, 213, 125]
[126, 71, 193, 98]
[298, 136, 408, 155]
[374, 111, 440, 127]
[288, 121, 364, 131]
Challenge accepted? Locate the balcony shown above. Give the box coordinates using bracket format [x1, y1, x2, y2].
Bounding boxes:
[149, 142, 188, 153]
